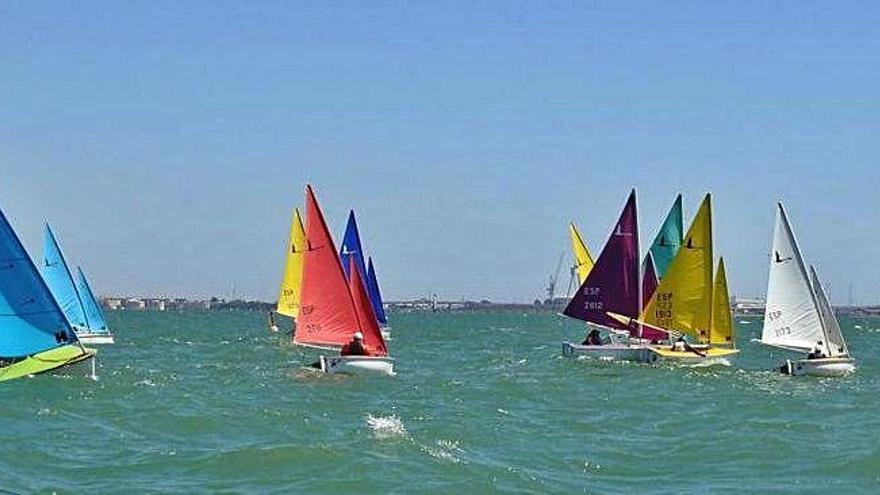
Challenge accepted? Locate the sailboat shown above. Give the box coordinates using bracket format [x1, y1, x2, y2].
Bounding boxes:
[339, 211, 391, 339]
[760, 203, 855, 377]
[618, 194, 739, 363]
[74, 267, 114, 344]
[42, 224, 115, 344]
[272, 207, 306, 332]
[0, 207, 95, 381]
[562, 190, 663, 361]
[295, 185, 393, 375]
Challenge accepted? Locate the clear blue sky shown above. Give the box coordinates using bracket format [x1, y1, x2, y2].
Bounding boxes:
[2, 1, 879, 303]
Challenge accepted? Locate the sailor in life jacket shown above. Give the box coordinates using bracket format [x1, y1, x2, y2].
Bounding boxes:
[341, 332, 369, 356]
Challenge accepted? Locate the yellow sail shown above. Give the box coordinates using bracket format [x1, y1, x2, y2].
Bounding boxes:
[568, 223, 594, 284]
[276, 207, 306, 318]
[642, 194, 713, 342]
[710, 257, 734, 346]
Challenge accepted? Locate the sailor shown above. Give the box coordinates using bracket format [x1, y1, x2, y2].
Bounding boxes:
[582, 329, 602, 346]
[341, 332, 369, 356]
[671, 335, 687, 352]
[807, 341, 826, 360]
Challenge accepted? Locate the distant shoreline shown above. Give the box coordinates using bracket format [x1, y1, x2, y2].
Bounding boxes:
[100, 296, 880, 318]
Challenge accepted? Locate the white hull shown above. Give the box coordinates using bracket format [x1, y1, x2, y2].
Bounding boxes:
[562, 341, 649, 362]
[381, 329, 391, 340]
[781, 357, 856, 377]
[319, 355, 395, 375]
[77, 333, 115, 345]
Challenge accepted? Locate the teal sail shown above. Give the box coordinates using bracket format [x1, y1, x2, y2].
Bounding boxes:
[76, 267, 109, 333]
[366, 257, 388, 325]
[647, 194, 684, 278]
[42, 224, 90, 329]
[0, 208, 77, 357]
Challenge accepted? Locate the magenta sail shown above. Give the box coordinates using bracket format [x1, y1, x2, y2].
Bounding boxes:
[563, 190, 640, 330]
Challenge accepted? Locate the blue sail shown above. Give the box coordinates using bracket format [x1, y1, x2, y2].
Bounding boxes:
[0, 208, 76, 357]
[76, 267, 109, 332]
[366, 257, 388, 325]
[339, 210, 368, 281]
[42, 224, 90, 330]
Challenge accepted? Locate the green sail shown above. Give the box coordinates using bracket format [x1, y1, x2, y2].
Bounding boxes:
[647, 195, 683, 278]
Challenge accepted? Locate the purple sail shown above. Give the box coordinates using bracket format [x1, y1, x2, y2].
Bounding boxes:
[563, 190, 640, 330]
[642, 252, 658, 309]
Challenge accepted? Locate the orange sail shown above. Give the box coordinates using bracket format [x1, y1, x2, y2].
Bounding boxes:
[347, 257, 388, 356]
[294, 185, 360, 348]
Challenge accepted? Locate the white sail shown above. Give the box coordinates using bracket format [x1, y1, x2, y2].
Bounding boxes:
[761, 203, 827, 353]
[810, 265, 848, 357]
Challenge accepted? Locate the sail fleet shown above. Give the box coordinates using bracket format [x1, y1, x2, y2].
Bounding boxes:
[0, 183, 861, 382]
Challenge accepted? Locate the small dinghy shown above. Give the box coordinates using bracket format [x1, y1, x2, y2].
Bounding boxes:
[761, 203, 855, 377]
[42, 224, 115, 344]
[636, 194, 740, 364]
[294, 186, 393, 375]
[562, 190, 666, 361]
[0, 207, 95, 382]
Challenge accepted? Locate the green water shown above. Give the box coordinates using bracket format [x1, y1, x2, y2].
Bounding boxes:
[2, 311, 878, 494]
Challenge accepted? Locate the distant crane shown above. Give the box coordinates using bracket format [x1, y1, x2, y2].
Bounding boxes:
[546, 251, 566, 304]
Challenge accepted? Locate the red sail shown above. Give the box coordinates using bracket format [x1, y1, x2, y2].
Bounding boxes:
[294, 185, 360, 347]
[348, 257, 388, 357]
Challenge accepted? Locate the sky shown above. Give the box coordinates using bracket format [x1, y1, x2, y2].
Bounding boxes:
[1, 1, 879, 303]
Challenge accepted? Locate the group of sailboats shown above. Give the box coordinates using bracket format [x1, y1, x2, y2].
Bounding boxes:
[0, 205, 97, 382]
[561, 192, 855, 376]
[272, 185, 394, 375]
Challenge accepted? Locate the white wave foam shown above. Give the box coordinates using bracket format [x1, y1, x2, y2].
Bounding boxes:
[688, 358, 732, 368]
[365, 414, 408, 440]
[423, 439, 463, 464]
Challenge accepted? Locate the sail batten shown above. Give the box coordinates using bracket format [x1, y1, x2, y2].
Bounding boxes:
[761, 204, 828, 354]
[276, 208, 306, 318]
[563, 190, 640, 332]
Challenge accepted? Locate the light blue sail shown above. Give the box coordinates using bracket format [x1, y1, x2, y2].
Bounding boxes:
[42, 224, 90, 330]
[0, 208, 76, 357]
[339, 210, 368, 281]
[76, 267, 109, 332]
[366, 257, 388, 325]
[647, 195, 684, 279]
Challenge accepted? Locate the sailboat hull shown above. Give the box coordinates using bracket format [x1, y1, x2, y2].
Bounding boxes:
[645, 346, 739, 364]
[77, 332, 115, 345]
[319, 355, 395, 375]
[562, 341, 650, 362]
[0, 345, 96, 382]
[781, 357, 856, 377]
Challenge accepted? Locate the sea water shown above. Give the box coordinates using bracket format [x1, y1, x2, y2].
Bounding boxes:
[1, 311, 878, 493]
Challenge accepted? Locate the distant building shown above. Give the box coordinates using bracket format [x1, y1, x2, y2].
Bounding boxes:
[123, 298, 146, 311]
[732, 295, 765, 316]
